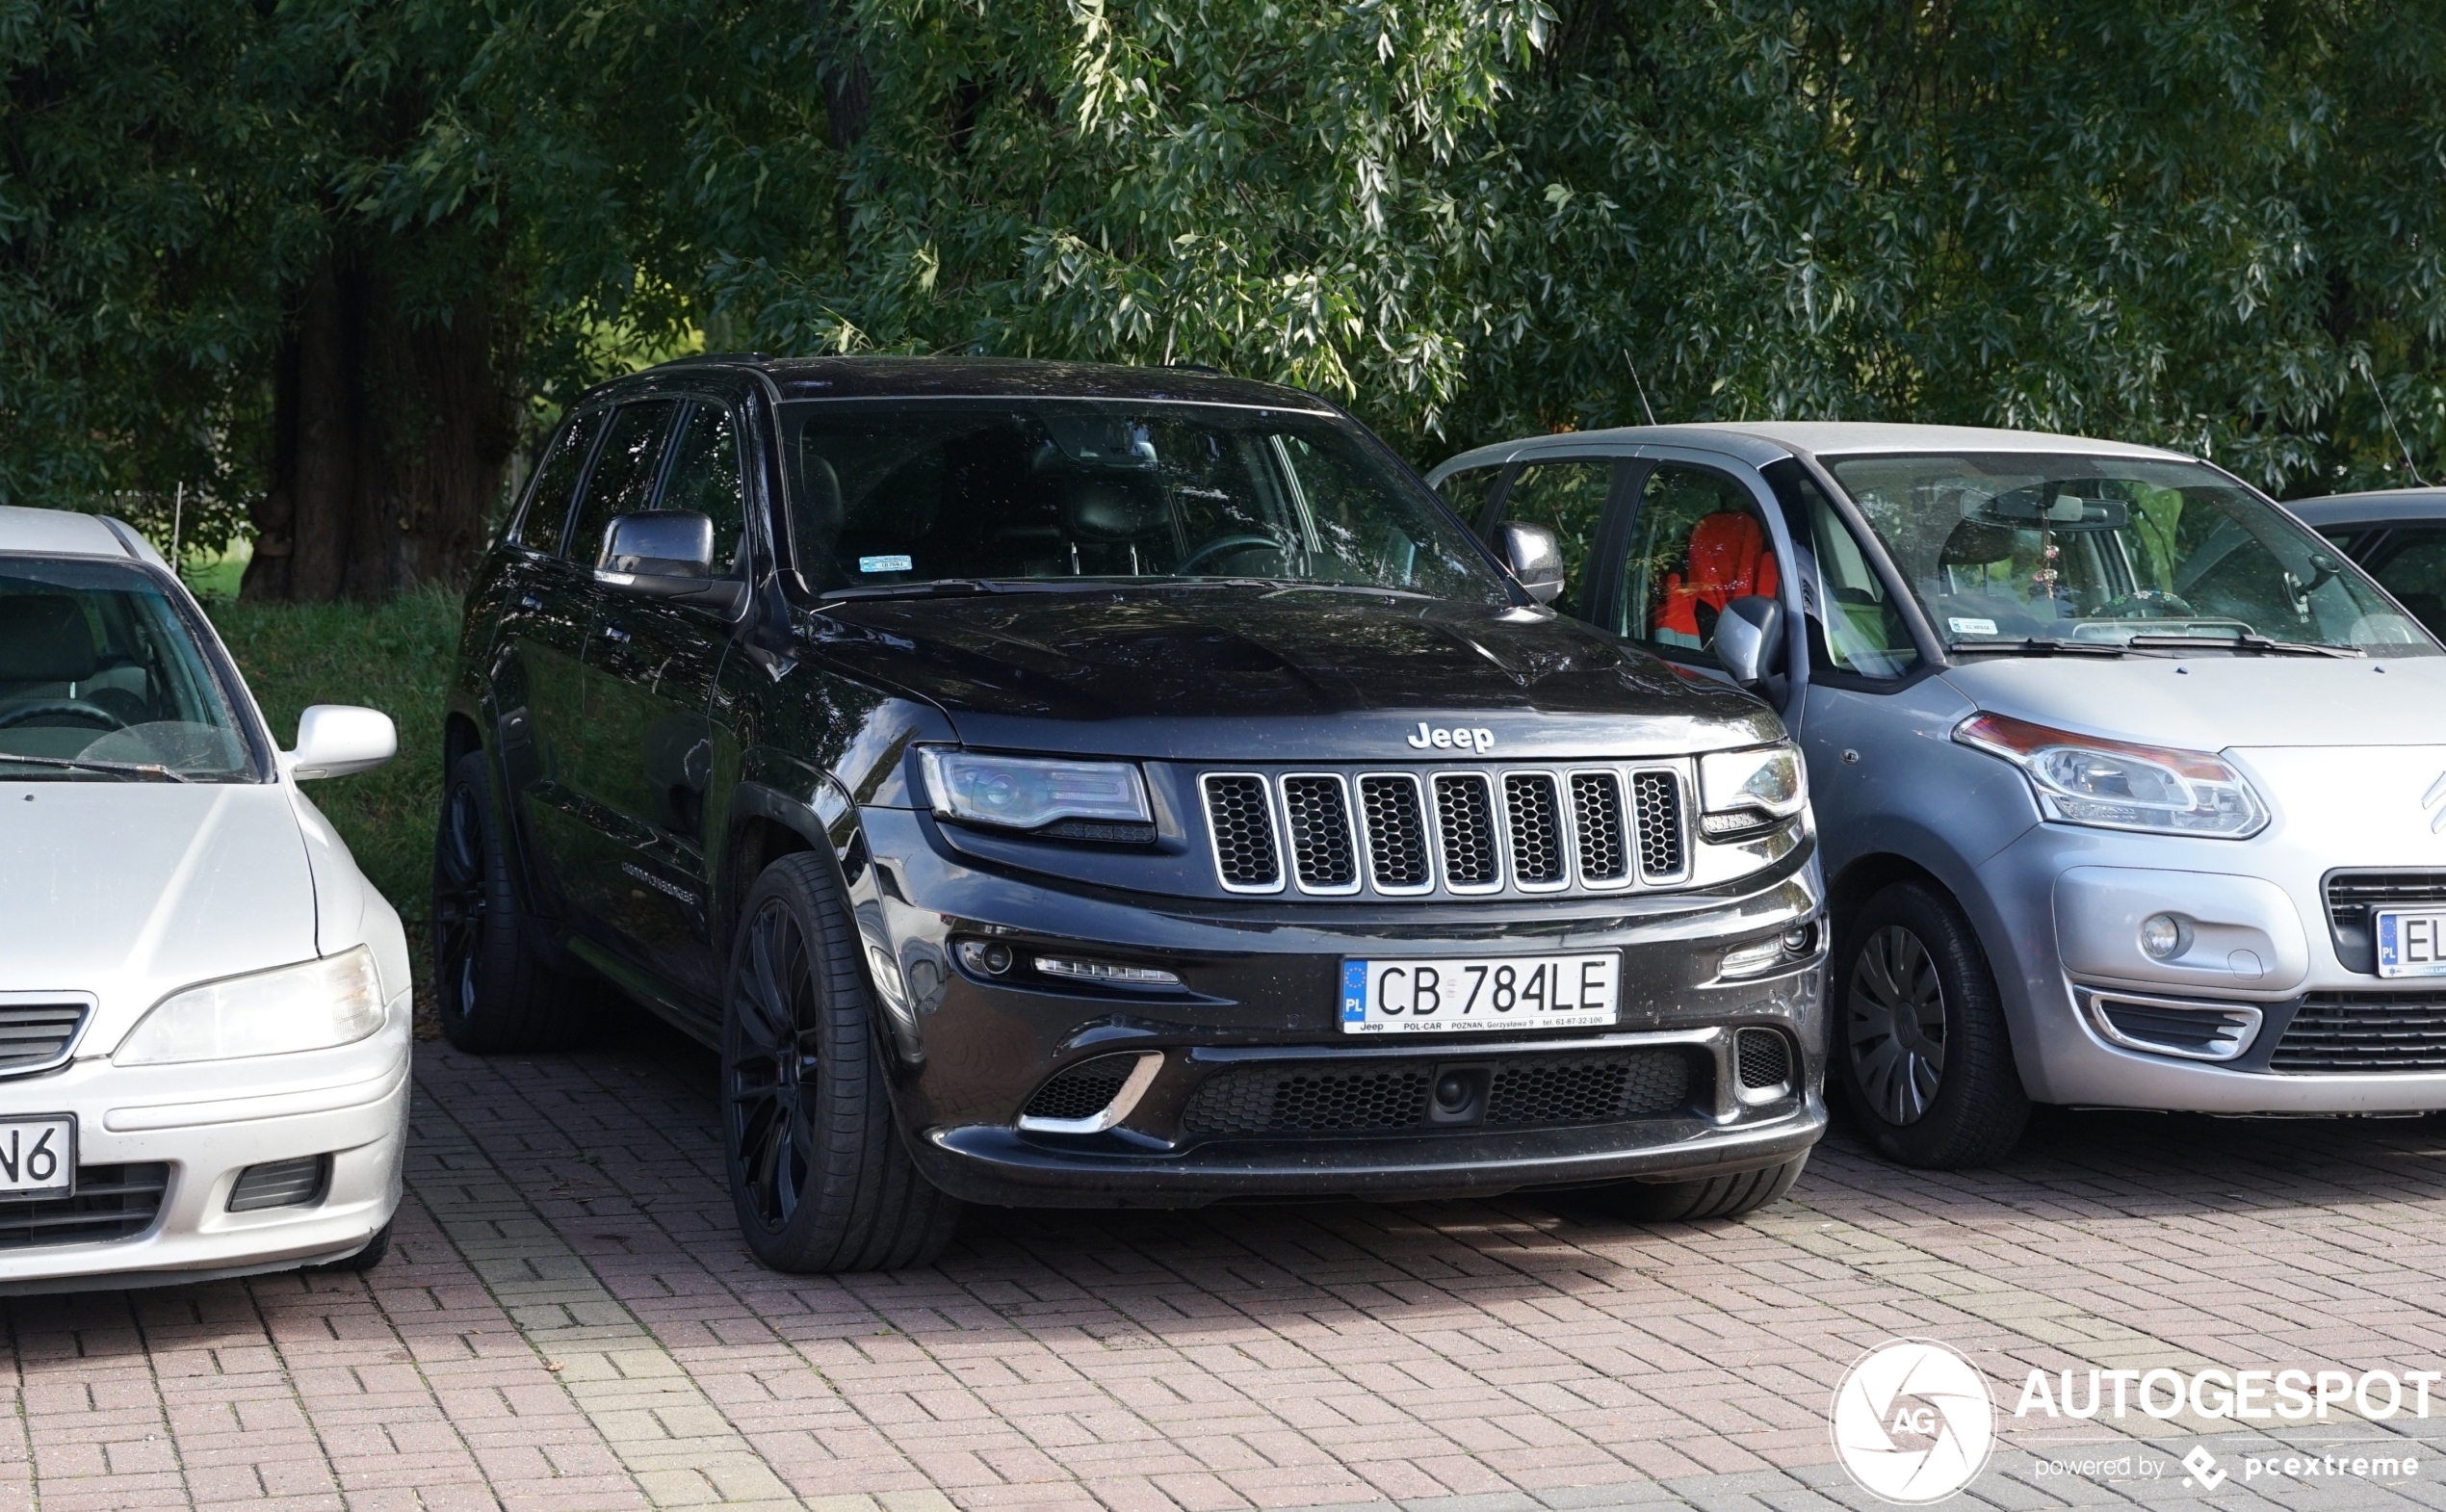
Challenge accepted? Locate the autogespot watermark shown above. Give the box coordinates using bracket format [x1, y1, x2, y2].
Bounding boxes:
[1830, 1341, 2436, 1504]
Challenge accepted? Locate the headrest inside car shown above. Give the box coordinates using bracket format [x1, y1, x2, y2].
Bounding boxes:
[0, 594, 98, 684]
[1062, 478, 1165, 541]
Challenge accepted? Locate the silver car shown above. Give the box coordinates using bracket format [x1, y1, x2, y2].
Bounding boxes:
[1429, 424, 2446, 1167]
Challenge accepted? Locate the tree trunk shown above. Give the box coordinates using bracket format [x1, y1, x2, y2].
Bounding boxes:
[243, 249, 518, 603]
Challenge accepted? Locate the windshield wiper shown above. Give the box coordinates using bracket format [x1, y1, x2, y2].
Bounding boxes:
[2124, 633, 2362, 659]
[1947, 638, 2135, 658]
[819, 579, 997, 603]
[0, 752, 191, 782]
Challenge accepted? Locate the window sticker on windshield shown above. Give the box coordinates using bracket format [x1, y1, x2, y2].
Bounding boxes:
[1949, 616, 1998, 636]
[858, 555, 913, 573]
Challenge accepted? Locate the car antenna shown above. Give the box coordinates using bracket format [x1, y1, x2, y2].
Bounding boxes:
[1624, 351, 1660, 428]
[2358, 352, 2431, 486]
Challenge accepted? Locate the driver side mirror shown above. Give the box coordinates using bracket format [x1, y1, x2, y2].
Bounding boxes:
[1711, 595, 1786, 691]
[285, 705, 396, 781]
[1497, 521, 1566, 606]
[595, 511, 746, 613]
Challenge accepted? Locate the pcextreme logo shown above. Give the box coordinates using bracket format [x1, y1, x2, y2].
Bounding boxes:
[1830, 1340, 1997, 1504]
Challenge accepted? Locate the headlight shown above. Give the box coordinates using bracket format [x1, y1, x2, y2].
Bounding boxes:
[1698, 744, 1808, 836]
[116, 947, 386, 1065]
[918, 747, 1152, 834]
[1953, 712, 2268, 838]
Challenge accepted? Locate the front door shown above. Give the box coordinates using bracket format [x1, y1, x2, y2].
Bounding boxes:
[574, 398, 751, 1005]
[1480, 456, 1626, 622]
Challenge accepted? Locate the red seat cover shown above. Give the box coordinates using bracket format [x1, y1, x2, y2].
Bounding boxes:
[1654, 511, 1780, 639]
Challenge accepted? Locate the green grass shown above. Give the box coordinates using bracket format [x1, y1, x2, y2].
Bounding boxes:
[206, 587, 462, 934]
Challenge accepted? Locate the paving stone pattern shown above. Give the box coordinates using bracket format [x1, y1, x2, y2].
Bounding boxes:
[8, 1011, 2446, 1511]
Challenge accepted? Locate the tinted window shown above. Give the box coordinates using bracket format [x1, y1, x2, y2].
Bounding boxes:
[780, 402, 1508, 603]
[1497, 460, 1615, 620]
[1618, 464, 1781, 656]
[0, 559, 256, 780]
[516, 412, 605, 557]
[2368, 528, 2446, 638]
[569, 401, 680, 565]
[659, 403, 748, 573]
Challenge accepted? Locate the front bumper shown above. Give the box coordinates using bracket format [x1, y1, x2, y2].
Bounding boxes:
[1974, 825, 2446, 1114]
[859, 808, 1829, 1207]
[0, 997, 409, 1292]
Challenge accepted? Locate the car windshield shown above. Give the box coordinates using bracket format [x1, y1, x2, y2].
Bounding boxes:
[1823, 452, 2439, 656]
[779, 401, 1511, 604]
[0, 558, 259, 781]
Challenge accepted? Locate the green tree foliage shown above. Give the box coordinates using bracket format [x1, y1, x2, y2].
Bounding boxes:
[4, 0, 2441, 590]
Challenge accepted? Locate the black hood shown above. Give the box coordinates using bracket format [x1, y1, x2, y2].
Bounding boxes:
[798, 586, 1782, 761]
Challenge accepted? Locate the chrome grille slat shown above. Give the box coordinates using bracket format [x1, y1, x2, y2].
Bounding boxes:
[1356, 774, 1433, 893]
[1201, 773, 1282, 892]
[1571, 771, 1629, 886]
[1631, 769, 1685, 879]
[1281, 774, 1359, 893]
[0, 1004, 90, 1077]
[1432, 773, 1501, 891]
[1503, 773, 1567, 889]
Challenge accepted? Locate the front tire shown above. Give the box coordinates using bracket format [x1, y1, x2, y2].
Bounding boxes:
[431, 751, 586, 1053]
[1834, 881, 2029, 1168]
[1593, 1154, 1808, 1222]
[722, 853, 960, 1272]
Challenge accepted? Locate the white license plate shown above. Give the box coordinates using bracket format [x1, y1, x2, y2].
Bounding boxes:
[1340, 953, 1620, 1034]
[0, 1117, 73, 1196]
[2377, 910, 2446, 978]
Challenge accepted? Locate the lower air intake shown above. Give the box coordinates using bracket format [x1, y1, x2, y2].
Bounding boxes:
[228, 1155, 329, 1212]
[1022, 1056, 1142, 1123]
[1182, 1051, 1697, 1137]
[0, 1163, 168, 1249]
[1734, 1028, 1792, 1090]
[2271, 995, 2446, 1072]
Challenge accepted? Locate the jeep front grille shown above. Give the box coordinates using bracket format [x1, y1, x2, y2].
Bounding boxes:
[1199, 765, 1692, 899]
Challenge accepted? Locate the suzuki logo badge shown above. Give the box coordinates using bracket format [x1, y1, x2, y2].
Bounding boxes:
[2427, 772, 2446, 835]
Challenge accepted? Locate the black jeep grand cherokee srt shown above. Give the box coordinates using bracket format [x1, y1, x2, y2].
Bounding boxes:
[435, 356, 1826, 1271]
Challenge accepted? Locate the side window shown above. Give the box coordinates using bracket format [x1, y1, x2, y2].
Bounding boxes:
[1617, 464, 1781, 656]
[1761, 458, 1922, 678]
[1435, 465, 1504, 529]
[658, 403, 748, 574]
[514, 412, 606, 557]
[568, 401, 680, 565]
[2367, 528, 2446, 637]
[1496, 459, 1616, 619]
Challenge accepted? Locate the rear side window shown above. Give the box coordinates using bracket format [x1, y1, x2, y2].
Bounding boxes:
[1495, 459, 1616, 620]
[658, 403, 748, 574]
[568, 401, 680, 565]
[2367, 527, 2446, 638]
[1617, 464, 1780, 654]
[1435, 464, 1503, 527]
[515, 412, 605, 557]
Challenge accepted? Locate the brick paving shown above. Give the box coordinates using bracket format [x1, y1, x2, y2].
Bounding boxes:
[9, 1009, 2446, 1510]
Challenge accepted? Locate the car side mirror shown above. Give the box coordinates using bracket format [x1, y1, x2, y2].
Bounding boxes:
[595, 510, 745, 613]
[1711, 594, 1786, 690]
[285, 704, 396, 780]
[1497, 521, 1565, 605]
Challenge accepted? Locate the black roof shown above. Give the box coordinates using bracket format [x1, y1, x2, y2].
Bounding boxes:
[638, 354, 1336, 411]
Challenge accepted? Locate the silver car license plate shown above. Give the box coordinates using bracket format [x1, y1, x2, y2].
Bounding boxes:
[1340, 953, 1620, 1034]
[0, 1116, 73, 1196]
[2377, 910, 2446, 978]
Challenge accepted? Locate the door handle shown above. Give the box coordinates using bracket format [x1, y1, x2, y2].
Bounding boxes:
[602, 624, 632, 644]
[517, 592, 543, 612]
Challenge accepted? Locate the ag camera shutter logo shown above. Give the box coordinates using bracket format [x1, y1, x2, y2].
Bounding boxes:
[1831, 1340, 1997, 1503]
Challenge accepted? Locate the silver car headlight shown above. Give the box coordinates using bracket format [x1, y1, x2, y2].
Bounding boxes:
[116, 947, 386, 1065]
[1698, 743, 1808, 837]
[919, 747, 1151, 834]
[1954, 711, 2269, 839]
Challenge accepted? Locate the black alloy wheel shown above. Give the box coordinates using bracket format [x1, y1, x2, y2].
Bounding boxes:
[1834, 881, 2030, 1169]
[430, 751, 585, 1053]
[720, 853, 960, 1272]
[1847, 925, 1946, 1126]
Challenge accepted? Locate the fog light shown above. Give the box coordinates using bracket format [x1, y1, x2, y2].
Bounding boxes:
[956, 941, 1016, 976]
[1032, 956, 1181, 988]
[2139, 913, 2187, 960]
[1782, 924, 1816, 954]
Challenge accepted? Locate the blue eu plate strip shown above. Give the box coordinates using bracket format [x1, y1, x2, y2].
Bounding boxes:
[1341, 960, 1367, 1024]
